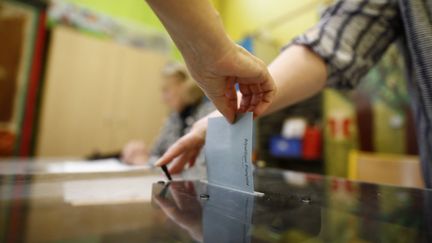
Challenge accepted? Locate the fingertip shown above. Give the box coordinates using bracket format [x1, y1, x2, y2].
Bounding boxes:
[221, 108, 236, 124]
[228, 112, 237, 124]
[224, 116, 234, 124]
[254, 102, 270, 118]
[154, 158, 165, 167]
[253, 113, 258, 119]
[169, 163, 184, 174]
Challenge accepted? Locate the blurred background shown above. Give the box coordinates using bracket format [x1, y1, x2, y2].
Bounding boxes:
[0, 0, 421, 186]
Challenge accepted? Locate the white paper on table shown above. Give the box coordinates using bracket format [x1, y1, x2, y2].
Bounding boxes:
[63, 175, 163, 206]
[46, 159, 150, 174]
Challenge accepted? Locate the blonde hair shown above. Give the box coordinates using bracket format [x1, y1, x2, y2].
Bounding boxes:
[162, 62, 204, 105]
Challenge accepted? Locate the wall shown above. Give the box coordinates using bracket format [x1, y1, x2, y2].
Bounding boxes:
[56, 0, 324, 63]
[63, 0, 319, 57]
[219, 0, 320, 46]
[65, 0, 222, 28]
[64, 0, 222, 60]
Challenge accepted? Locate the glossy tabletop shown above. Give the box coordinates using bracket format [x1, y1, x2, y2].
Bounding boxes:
[0, 159, 431, 243]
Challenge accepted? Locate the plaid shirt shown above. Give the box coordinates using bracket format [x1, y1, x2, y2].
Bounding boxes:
[292, 0, 432, 187]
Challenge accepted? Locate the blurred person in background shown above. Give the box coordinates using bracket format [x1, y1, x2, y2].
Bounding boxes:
[121, 63, 214, 172]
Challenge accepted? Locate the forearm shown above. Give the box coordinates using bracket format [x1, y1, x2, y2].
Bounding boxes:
[146, 0, 233, 64]
[264, 45, 327, 115]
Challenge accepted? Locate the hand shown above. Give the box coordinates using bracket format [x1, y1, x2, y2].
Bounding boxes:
[145, 0, 276, 123]
[185, 44, 277, 123]
[121, 140, 149, 165]
[154, 117, 207, 174]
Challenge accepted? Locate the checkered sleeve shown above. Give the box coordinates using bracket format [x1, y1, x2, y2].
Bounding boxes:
[291, 0, 402, 89]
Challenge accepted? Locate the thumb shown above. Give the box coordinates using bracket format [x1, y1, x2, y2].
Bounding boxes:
[210, 96, 236, 123]
[206, 77, 237, 123]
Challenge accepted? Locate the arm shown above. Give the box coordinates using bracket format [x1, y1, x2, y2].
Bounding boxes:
[292, 0, 401, 89]
[146, 0, 276, 123]
[155, 0, 401, 172]
[190, 0, 401, 120]
[155, 45, 327, 171]
[264, 45, 326, 114]
[146, 0, 232, 68]
[192, 45, 327, 116]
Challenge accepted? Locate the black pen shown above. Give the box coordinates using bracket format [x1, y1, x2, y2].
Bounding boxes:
[161, 165, 172, 181]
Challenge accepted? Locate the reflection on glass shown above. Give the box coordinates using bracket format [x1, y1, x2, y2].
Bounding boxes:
[1, 169, 431, 242]
[152, 170, 432, 243]
[152, 181, 256, 242]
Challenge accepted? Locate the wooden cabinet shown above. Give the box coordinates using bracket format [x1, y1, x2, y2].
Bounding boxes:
[36, 27, 168, 157]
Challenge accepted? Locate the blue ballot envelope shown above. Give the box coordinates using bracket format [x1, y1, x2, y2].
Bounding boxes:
[205, 112, 254, 194]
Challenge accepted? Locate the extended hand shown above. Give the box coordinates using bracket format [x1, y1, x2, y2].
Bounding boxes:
[155, 117, 207, 173]
[145, 0, 276, 123]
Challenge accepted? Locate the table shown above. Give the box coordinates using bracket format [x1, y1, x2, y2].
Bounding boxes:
[0, 159, 431, 242]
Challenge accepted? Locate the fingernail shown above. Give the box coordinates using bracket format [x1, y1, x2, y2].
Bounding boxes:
[227, 117, 234, 124]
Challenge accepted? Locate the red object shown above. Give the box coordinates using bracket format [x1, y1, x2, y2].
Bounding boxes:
[302, 126, 321, 160]
[19, 11, 47, 156]
[328, 119, 336, 137]
[343, 119, 351, 138]
[0, 131, 15, 156]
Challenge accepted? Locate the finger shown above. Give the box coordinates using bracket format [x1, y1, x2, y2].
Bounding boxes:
[238, 84, 252, 113]
[258, 75, 275, 99]
[225, 77, 238, 110]
[248, 84, 263, 112]
[169, 153, 191, 174]
[254, 92, 273, 116]
[187, 149, 200, 168]
[211, 96, 236, 124]
[254, 81, 277, 117]
[155, 141, 185, 167]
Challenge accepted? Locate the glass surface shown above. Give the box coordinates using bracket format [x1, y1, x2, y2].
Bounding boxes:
[0, 160, 431, 243]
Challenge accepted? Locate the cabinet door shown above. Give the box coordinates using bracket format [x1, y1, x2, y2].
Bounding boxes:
[36, 27, 168, 157]
[109, 44, 168, 151]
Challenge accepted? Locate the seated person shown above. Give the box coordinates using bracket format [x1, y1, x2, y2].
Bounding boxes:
[121, 63, 214, 169]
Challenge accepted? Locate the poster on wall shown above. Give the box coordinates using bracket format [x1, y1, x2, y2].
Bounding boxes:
[48, 0, 171, 53]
